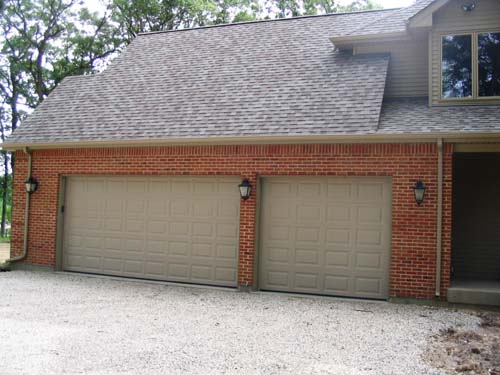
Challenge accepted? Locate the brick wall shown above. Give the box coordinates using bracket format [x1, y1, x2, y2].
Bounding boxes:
[11, 143, 453, 298]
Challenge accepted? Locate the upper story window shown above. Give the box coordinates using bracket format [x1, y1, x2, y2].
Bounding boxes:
[441, 32, 500, 100]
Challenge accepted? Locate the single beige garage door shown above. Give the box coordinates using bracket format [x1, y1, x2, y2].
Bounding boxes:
[62, 176, 240, 287]
[259, 177, 391, 299]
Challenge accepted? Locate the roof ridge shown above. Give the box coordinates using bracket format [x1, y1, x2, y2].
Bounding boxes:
[138, 8, 397, 37]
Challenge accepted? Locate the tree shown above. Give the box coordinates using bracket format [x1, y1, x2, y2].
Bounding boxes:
[0, 107, 11, 237]
[265, 0, 380, 18]
[0, 0, 123, 236]
[109, 0, 261, 43]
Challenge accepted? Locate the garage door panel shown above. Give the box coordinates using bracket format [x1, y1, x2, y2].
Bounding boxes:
[144, 262, 164, 276]
[192, 222, 213, 237]
[325, 250, 351, 268]
[324, 276, 350, 294]
[268, 182, 294, 197]
[327, 183, 352, 200]
[217, 200, 239, 218]
[295, 249, 320, 265]
[168, 263, 189, 279]
[104, 218, 123, 232]
[192, 243, 213, 258]
[147, 201, 167, 216]
[215, 244, 237, 259]
[268, 226, 291, 241]
[297, 182, 322, 197]
[63, 176, 240, 287]
[171, 180, 191, 193]
[171, 200, 190, 216]
[267, 271, 289, 288]
[326, 228, 352, 246]
[269, 201, 291, 220]
[294, 273, 320, 290]
[215, 267, 237, 283]
[260, 177, 391, 299]
[193, 200, 215, 217]
[357, 206, 384, 224]
[357, 183, 385, 201]
[356, 252, 382, 269]
[356, 229, 382, 246]
[105, 199, 123, 215]
[126, 200, 146, 215]
[265, 247, 290, 263]
[146, 220, 166, 234]
[355, 278, 382, 296]
[67, 255, 101, 270]
[145, 239, 167, 253]
[216, 223, 238, 239]
[295, 227, 321, 243]
[326, 205, 352, 222]
[191, 265, 212, 281]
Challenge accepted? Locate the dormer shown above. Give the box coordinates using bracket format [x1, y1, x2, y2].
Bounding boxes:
[427, 0, 500, 105]
[330, 0, 500, 107]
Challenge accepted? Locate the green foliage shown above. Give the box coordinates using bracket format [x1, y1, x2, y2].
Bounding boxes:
[266, 0, 380, 18]
[109, 0, 262, 41]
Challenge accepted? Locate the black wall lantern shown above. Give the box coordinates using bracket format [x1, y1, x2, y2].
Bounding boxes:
[239, 179, 252, 200]
[25, 177, 38, 194]
[412, 180, 426, 206]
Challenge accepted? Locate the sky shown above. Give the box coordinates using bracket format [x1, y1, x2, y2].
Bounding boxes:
[374, 0, 414, 8]
[84, 0, 416, 14]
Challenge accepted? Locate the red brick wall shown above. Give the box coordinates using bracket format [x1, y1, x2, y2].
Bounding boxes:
[11, 143, 453, 298]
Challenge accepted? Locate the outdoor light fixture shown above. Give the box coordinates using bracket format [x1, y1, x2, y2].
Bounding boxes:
[24, 177, 38, 194]
[461, 3, 476, 12]
[412, 180, 427, 206]
[239, 179, 252, 200]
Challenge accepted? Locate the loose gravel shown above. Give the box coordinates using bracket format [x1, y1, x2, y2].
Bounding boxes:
[0, 271, 479, 375]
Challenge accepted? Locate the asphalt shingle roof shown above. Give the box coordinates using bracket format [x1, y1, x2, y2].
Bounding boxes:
[5, 3, 500, 147]
[6, 11, 395, 146]
[379, 98, 500, 134]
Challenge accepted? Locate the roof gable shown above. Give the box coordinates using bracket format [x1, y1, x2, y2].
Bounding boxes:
[407, 0, 451, 28]
[330, 0, 437, 42]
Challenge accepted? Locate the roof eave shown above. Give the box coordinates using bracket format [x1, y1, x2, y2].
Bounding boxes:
[3, 132, 500, 151]
[330, 32, 411, 49]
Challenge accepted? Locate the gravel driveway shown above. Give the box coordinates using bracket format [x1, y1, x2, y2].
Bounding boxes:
[0, 271, 479, 375]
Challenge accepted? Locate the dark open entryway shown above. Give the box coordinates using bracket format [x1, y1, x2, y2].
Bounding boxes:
[449, 153, 500, 305]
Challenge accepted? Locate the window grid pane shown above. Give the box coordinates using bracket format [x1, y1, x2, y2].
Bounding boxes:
[442, 34, 473, 99]
[478, 32, 500, 97]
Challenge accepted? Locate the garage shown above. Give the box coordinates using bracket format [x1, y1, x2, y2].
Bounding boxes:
[259, 177, 392, 299]
[62, 176, 240, 287]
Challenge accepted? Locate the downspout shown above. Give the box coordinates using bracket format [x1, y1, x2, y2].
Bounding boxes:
[435, 139, 443, 297]
[3, 148, 32, 265]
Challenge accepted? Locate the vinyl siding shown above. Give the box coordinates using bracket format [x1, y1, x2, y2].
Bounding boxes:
[356, 40, 428, 98]
[430, 0, 500, 105]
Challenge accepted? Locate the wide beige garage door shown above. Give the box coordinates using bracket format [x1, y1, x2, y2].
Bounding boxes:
[62, 176, 240, 287]
[259, 177, 391, 299]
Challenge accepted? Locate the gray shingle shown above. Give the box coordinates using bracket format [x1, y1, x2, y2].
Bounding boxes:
[6, 11, 392, 146]
[379, 98, 500, 134]
[5, 6, 500, 147]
